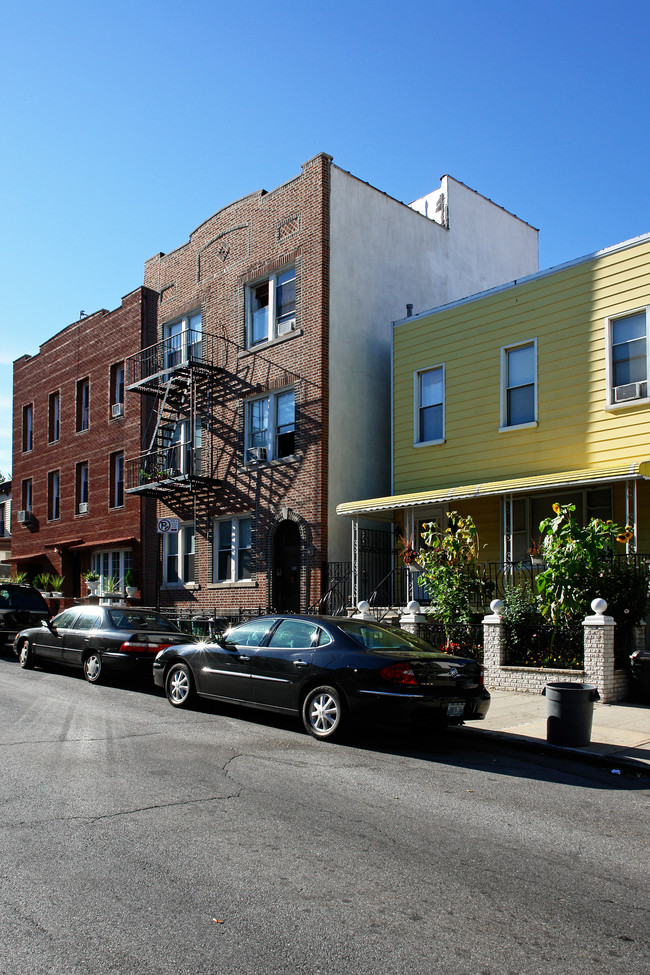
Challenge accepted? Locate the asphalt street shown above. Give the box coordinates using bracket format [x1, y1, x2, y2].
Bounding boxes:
[1, 648, 648, 975]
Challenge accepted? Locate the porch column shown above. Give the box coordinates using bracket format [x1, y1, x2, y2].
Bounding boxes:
[351, 516, 359, 607]
[482, 599, 505, 683]
[583, 598, 625, 704]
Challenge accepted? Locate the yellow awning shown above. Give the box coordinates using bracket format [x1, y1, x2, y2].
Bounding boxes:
[336, 461, 650, 517]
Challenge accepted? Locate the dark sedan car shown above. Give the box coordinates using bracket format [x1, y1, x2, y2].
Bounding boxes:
[14, 605, 197, 683]
[153, 614, 490, 740]
[0, 584, 51, 645]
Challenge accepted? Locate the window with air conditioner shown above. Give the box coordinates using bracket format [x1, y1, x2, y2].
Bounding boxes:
[76, 462, 89, 515]
[246, 266, 296, 348]
[607, 308, 649, 407]
[246, 388, 295, 462]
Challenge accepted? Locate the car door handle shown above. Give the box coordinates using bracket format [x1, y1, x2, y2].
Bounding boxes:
[293, 659, 309, 667]
[238, 654, 251, 661]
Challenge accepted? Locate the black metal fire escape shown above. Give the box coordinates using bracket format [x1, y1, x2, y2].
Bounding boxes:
[124, 329, 221, 505]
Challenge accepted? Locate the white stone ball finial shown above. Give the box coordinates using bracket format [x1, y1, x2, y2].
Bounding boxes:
[591, 598, 608, 616]
[490, 599, 504, 615]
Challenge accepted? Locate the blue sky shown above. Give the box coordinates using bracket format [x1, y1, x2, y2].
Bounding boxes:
[2, 0, 650, 477]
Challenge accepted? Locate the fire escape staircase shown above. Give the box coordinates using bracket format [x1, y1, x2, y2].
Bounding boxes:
[124, 330, 221, 503]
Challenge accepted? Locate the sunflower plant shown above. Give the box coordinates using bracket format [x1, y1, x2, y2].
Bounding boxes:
[535, 502, 637, 625]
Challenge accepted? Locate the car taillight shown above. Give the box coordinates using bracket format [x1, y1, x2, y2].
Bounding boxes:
[379, 662, 418, 686]
[477, 665, 485, 687]
[119, 641, 173, 654]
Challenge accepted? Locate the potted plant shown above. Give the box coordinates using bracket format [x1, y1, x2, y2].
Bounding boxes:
[11, 569, 28, 584]
[50, 574, 65, 597]
[397, 533, 421, 572]
[124, 569, 138, 598]
[83, 569, 100, 595]
[528, 537, 545, 566]
[102, 576, 120, 598]
[34, 573, 52, 596]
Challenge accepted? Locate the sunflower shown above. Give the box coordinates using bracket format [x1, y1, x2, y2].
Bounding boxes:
[552, 503, 561, 515]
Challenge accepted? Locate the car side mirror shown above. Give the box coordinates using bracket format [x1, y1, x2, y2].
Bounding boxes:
[44, 619, 55, 631]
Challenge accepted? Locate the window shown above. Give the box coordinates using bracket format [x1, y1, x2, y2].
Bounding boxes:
[48, 392, 60, 443]
[110, 452, 124, 508]
[213, 516, 252, 583]
[607, 308, 649, 405]
[76, 462, 89, 514]
[76, 378, 90, 431]
[92, 549, 132, 592]
[0, 503, 6, 538]
[110, 362, 125, 417]
[415, 366, 444, 444]
[48, 470, 60, 521]
[22, 404, 33, 452]
[162, 418, 201, 475]
[246, 388, 295, 461]
[501, 341, 536, 428]
[247, 266, 296, 347]
[163, 524, 195, 585]
[21, 479, 32, 513]
[163, 312, 202, 372]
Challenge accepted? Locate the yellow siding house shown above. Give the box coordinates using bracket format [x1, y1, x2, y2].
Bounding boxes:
[338, 233, 650, 593]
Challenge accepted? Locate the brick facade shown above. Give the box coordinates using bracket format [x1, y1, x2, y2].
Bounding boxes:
[135, 154, 332, 615]
[12, 288, 158, 601]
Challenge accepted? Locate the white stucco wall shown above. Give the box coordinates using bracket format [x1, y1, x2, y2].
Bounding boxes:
[327, 167, 538, 563]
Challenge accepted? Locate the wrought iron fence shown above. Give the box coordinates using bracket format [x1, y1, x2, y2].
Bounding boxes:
[502, 622, 584, 670]
[309, 563, 352, 616]
[412, 621, 484, 663]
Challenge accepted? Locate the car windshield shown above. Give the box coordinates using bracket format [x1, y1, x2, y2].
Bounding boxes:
[336, 619, 438, 653]
[0, 587, 48, 611]
[106, 609, 180, 631]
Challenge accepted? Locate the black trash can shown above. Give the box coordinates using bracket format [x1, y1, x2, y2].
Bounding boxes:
[629, 649, 650, 703]
[543, 682, 600, 747]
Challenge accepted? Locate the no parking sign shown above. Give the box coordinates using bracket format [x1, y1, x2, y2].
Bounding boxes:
[157, 518, 180, 534]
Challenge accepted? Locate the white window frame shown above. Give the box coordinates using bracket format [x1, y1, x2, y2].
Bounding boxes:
[92, 548, 132, 597]
[162, 523, 196, 587]
[413, 364, 445, 446]
[245, 387, 295, 462]
[23, 404, 33, 452]
[77, 378, 90, 432]
[48, 470, 60, 521]
[500, 339, 538, 431]
[212, 515, 253, 584]
[110, 452, 124, 509]
[246, 265, 296, 348]
[163, 311, 202, 372]
[48, 391, 60, 443]
[605, 306, 650, 409]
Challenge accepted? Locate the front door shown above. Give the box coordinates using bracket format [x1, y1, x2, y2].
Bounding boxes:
[273, 520, 300, 612]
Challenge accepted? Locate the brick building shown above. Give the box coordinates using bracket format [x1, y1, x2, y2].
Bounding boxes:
[12, 288, 158, 601]
[125, 153, 538, 615]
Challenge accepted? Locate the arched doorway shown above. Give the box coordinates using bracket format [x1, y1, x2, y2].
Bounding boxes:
[273, 519, 301, 612]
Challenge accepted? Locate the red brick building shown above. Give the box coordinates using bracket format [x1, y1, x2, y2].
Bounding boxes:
[11, 288, 158, 601]
[125, 153, 538, 615]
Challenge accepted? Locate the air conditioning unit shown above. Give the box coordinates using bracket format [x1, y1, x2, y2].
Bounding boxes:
[112, 403, 124, 418]
[248, 446, 267, 461]
[78, 502, 88, 514]
[614, 381, 647, 403]
[17, 510, 32, 524]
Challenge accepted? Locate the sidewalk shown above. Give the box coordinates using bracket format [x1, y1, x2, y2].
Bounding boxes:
[462, 688, 650, 771]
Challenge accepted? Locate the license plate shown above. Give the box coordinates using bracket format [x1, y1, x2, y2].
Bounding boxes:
[447, 702, 465, 717]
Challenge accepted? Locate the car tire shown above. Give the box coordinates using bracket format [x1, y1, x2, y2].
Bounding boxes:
[18, 639, 34, 669]
[302, 685, 345, 741]
[83, 651, 103, 684]
[165, 662, 195, 708]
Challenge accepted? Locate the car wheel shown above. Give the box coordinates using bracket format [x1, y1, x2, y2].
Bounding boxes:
[18, 640, 34, 669]
[83, 652, 102, 684]
[302, 685, 345, 741]
[165, 662, 195, 708]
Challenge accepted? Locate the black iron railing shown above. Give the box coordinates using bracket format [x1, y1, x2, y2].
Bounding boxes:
[125, 330, 219, 389]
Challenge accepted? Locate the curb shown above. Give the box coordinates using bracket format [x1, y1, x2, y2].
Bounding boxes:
[452, 724, 650, 777]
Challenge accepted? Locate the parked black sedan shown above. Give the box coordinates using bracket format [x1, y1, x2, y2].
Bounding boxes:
[14, 605, 196, 683]
[153, 614, 490, 740]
